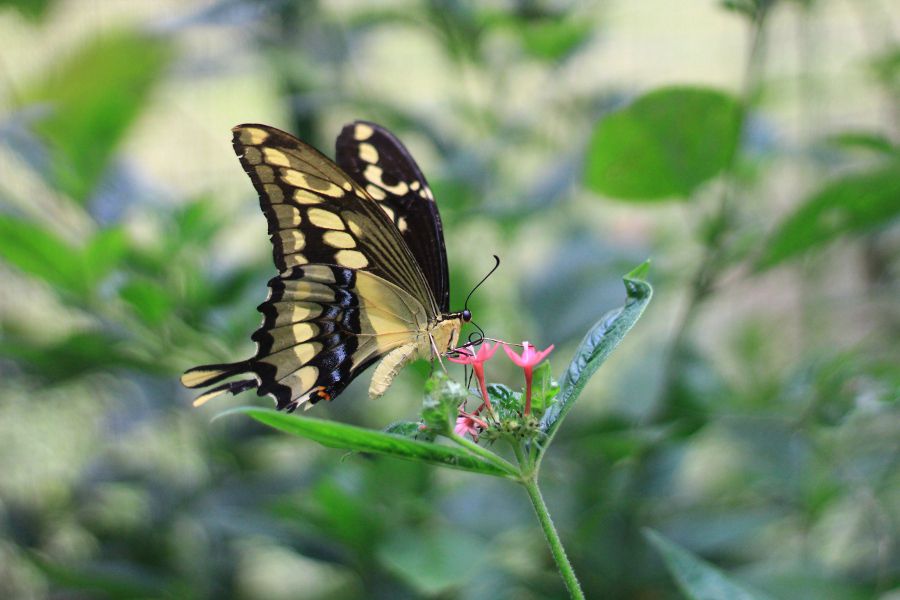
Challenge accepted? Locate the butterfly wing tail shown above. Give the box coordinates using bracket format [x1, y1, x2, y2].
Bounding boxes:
[181, 361, 258, 406]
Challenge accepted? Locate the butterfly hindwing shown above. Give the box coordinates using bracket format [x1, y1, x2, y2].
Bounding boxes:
[336, 121, 450, 312]
[183, 263, 430, 411]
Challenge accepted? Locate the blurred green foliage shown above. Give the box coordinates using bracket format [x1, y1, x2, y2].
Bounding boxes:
[0, 0, 897, 599]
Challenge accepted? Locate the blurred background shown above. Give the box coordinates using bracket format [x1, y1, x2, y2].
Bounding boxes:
[0, 0, 898, 598]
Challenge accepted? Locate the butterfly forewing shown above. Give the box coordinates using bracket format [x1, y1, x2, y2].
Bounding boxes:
[336, 121, 450, 312]
[181, 124, 447, 411]
[233, 124, 434, 310]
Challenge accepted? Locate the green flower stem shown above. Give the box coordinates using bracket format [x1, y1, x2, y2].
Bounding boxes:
[448, 433, 518, 477]
[522, 475, 585, 600]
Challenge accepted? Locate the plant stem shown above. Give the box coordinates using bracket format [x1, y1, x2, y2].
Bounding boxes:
[656, 6, 770, 417]
[522, 476, 585, 600]
[449, 433, 519, 477]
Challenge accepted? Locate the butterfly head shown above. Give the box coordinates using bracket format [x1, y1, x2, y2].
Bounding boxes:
[462, 309, 472, 322]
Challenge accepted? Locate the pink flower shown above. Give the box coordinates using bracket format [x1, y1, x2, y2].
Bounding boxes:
[448, 342, 498, 415]
[454, 413, 486, 441]
[503, 341, 555, 415]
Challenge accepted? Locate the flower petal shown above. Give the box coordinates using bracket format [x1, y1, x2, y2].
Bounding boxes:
[503, 343, 528, 367]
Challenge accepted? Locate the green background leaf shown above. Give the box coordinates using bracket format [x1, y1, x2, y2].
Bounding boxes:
[584, 87, 742, 200]
[645, 529, 773, 600]
[378, 528, 488, 596]
[757, 163, 900, 269]
[23, 30, 172, 203]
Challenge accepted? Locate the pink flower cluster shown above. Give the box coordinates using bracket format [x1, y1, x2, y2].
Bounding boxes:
[448, 340, 554, 440]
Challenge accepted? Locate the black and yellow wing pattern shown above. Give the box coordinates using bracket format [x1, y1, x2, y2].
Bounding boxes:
[336, 121, 450, 312]
[181, 124, 466, 412]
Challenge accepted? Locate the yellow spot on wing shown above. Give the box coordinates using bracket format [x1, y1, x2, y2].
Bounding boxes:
[293, 189, 323, 204]
[323, 230, 356, 249]
[358, 142, 379, 163]
[270, 302, 322, 326]
[354, 123, 374, 141]
[282, 170, 345, 198]
[272, 204, 301, 226]
[285, 254, 308, 267]
[238, 127, 269, 144]
[398, 217, 408, 232]
[302, 265, 337, 283]
[347, 220, 364, 238]
[264, 183, 284, 203]
[278, 230, 305, 251]
[293, 342, 320, 364]
[264, 148, 291, 167]
[308, 208, 345, 230]
[336, 249, 368, 268]
[290, 323, 318, 343]
[381, 206, 395, 222]
[281, 365, 318, 392]
[366, 184, 387, 201]
[364, 164, 408, 195]
[285, 281, 335, 303]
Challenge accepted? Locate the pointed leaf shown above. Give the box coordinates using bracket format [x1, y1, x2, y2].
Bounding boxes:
[585, 86, 742, 200]
[644, 529, 773, 600]
[540, 262, 653, 440]
[757, 163, 900, 269]
[22, 30, 172, 203]
[229, 407, 517, 478]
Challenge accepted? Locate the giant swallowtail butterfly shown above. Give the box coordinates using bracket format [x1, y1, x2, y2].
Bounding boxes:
[181, 122, 470, 412]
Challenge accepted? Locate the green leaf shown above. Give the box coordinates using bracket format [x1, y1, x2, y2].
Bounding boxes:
[486, 383, 522, 421]
[0, 214, 87, 296]
[230, 407, 516, 478]
[84, 227, 128, 283]
[644, 529, 773, 600]
[383, 420, 426, 438]
[530, 360, 559, 412]
[0, 330, 159, 382]
[756, 163, 900, 269]
[0, 0, 56, 21]
[584, 86, 742, 200]
[540, 261, 653, 440]
[824, 131, 898, 156]
[26, 551, 172, 599]
[518, 18, 592, 61]
[0, 215, 128, 299]
[119, 278, 174, 327]
[23, 30, 172, 203]
[378, 527, 488, 596]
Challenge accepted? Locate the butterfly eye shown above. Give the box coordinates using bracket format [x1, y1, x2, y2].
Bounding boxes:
[462, 309, 472, 322]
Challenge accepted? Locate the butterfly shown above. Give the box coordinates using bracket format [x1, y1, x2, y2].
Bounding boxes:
[181, 122, 471, 412]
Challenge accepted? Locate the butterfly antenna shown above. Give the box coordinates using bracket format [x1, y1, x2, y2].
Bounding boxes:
[464, 255, 500, 312]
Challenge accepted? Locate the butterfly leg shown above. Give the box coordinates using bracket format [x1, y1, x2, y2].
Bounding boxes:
[429, 333, 449, 374]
